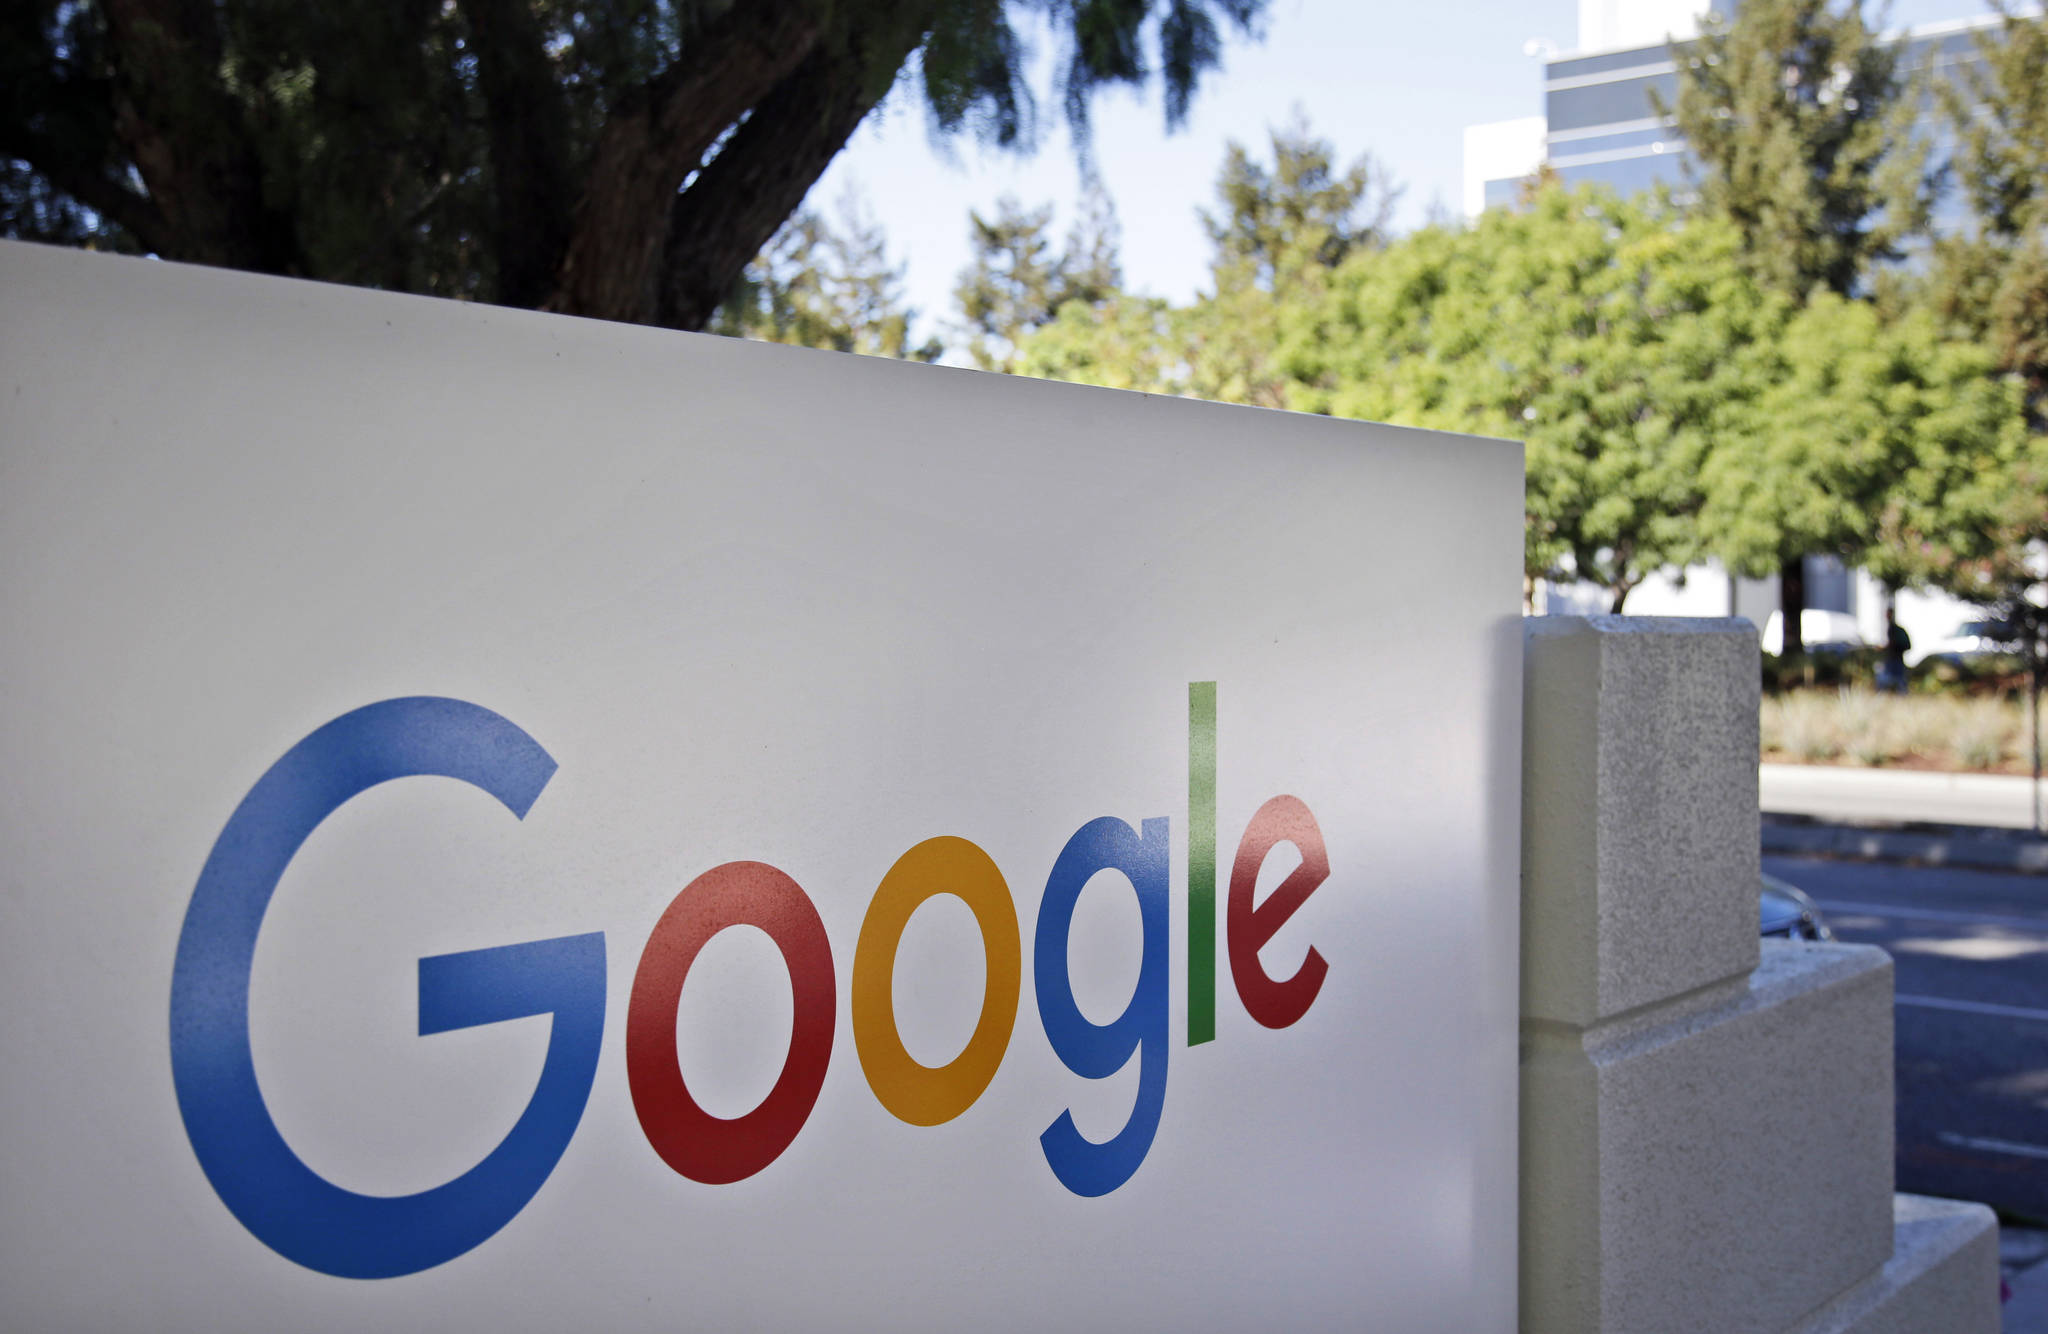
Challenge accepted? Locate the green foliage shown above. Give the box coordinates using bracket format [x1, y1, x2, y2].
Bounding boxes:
[1911, 3, 2048, 687]
[712, 193, 942, 361]
[1930, 2, 2048, 414]
[1661, 0, 1931, 299]
[1022, 169, 2032, 616]
[1011, 54, 2042, 627]
[953, 185, 1122, 371]
[1282, 187, 1786, 606]
[1018, 294, 1190, 392]
[1658, 0, 1969, 655]
[1188, 121, 1397, 406]
[3, 0, 1267, 328]
[1018, 120, 1392, 407]
[1201, 116, 1397, 294]
[1697, 293, 2034, 585]
[1940, 2, 2048, 241]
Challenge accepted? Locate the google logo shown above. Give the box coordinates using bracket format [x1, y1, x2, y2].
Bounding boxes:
[170, 691, 1330, 1279]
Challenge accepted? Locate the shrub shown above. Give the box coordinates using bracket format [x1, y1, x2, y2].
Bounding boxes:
[1779, 692, 1843, 761]
[1760, 688, 2027, 772]
[1894, 697, 1957, 758]
[1954, 699, 2013, 770]
[1759, 696, 1786, 754]
[1835, 689, 1895, 765]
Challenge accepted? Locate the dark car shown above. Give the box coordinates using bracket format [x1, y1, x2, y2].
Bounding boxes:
[1760, 873, 1834, 941]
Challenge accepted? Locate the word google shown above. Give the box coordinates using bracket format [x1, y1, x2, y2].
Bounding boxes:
[169, 689, 1330, 1279]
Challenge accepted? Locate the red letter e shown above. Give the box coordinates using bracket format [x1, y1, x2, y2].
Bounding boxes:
[1226, 795, 1328, 1029]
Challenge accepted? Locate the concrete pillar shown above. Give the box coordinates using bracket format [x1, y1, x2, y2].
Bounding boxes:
[1520, 616, 1998, 1334]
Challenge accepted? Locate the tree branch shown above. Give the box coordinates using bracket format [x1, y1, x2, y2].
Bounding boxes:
[656, 17, 933, 332]
[457, 0, 575, 308]
[546, 2, 825, 323]
[3, 123, 174, 255]
[100, 0, 298, 272]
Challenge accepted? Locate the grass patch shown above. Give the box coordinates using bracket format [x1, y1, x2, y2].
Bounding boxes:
[1761, 688, 2035, 774]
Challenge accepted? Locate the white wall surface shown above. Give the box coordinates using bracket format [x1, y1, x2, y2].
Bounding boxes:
[0, 241, 1524, 1332]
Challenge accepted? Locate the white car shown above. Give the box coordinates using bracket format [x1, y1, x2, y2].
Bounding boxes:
[1903, 618, 2016, 668]
[1759, 608, 1867, 657]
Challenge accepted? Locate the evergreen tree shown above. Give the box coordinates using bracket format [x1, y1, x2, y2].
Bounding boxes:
[1188, 120, 1398, 406]
[953, 185, 1122, 372]
[711, 192, 941, 361]
[1016, 121, 1394, 408]
[1, 0, 1264, 332]
[1201, 116, 1398, 294]
[1930, 1, 2048, 418]
[1660, 0, 1933, 652]
[1662, 0, 1928, 300]
[1922, 3, 2048, 797]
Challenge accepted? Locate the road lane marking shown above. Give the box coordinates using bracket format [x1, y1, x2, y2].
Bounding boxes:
[1895, 993, 2048, 1023]
[1936, 1131, 2048, 1162]
[1812, 900, 2048, 934]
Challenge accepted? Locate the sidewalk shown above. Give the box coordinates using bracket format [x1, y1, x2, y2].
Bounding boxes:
[1762, 763, 2045, 831]
[1760, 764, 2048, 873]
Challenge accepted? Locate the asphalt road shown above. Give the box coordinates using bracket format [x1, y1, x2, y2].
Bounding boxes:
[1764, 853, 2048, 1224]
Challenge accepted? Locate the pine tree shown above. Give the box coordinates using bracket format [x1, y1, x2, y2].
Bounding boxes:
[1661, 0, 1933, 653]
[2, 0, 1263, 332]
[1188, 120, 1398, 406]
[1200, 117, 1398, 295]
[953, 185, 1123, 372]
[1924, 3, 2048, 815]
[711, 192, 942, 361]
[1016, 120, 1397, 407]
[1932, 1, 2048, 417]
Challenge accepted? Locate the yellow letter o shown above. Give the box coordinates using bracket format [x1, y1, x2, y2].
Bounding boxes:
[852, 836, 1021, 1126]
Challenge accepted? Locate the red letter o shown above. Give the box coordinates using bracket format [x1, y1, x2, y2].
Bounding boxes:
[626, 861, 836, 1184]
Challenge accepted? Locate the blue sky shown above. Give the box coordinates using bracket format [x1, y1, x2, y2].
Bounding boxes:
[809, 0, 1980, 351]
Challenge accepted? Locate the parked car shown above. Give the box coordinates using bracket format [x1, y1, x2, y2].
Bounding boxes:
[1760, 873, 1833, 942]
[1760, 608, 1867, 657]
[1902, 618, 2017, 669]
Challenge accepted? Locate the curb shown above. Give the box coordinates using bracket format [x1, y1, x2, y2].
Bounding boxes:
[1761, 816, 2048, 874]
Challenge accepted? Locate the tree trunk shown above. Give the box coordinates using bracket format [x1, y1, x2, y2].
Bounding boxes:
[546, 5, 823, 324]
[101, 0, 299, 274]
[656, 20, 928, 333]
[459, 0, 576, 309]
[1779, 556, 1806, 657]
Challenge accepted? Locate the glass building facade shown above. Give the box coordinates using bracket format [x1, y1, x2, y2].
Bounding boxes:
[1470, 12, 2008, 222]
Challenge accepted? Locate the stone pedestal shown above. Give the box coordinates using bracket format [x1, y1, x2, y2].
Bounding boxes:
[1520, 616, 1998, 1334]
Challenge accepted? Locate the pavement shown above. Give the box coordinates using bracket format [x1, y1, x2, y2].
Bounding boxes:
[1757, 768, 2048, 1328]
[1762, 762, 2046, 832]
[1761, 764, 2048, 872]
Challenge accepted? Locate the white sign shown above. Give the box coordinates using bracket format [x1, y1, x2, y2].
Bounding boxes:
[0, 239, 1523, 1331]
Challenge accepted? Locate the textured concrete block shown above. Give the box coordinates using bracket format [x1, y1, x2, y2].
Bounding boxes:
[1523, 615, 1761, 1026]
[1788, 1194, 2000, 1333]
[1522, 942, 1895, 1334]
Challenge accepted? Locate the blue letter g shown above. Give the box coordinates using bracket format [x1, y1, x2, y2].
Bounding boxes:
[169, 697, 604, 1278]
